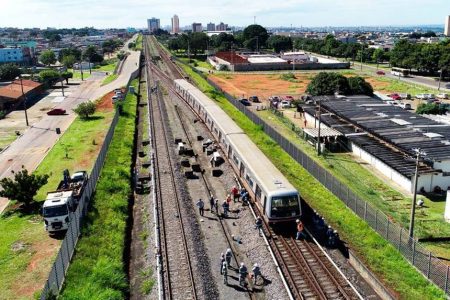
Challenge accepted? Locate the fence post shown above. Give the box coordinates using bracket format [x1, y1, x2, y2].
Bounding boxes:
[375, 210, 378, 231]
[445, 266, 449, 294]
[386, 219, 389, 239]
[346, 187, 350, 204]
[412, 241, 416, 265]
[364, 202, 367, 220]
[427, 252, 432, 278]
[54, 263, 60, 290]
[398, 228, 402, 251]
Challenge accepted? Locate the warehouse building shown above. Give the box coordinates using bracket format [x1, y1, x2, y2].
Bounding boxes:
[303, 95, 450, 194]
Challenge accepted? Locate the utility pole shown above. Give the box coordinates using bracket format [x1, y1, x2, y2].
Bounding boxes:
[360, 42, 364, 71]
[409, 148, 426, 238]
[438, 68, 443, 91]
[317, 99, 322, 156]
[17, 76, 29, 126]
[59, 69, 65, 97]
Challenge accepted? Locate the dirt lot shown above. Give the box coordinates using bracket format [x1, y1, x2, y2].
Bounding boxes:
[209, 72, 398, 100]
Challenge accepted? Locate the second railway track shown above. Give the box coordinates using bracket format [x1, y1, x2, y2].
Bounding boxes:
[145, 34, 362, 300]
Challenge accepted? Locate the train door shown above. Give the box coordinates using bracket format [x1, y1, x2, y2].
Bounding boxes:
[240, 163, 245, 177]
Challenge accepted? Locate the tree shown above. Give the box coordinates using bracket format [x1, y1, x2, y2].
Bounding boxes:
[242, 25, 268, 51]
[347, 76, 374, 95]
[267, 35, 292, 53]
[0, 63, 21, 81]
[211, 33, 235, 51]
[416, 103, 449, 115]
[39, 70, 60, 86]
[0, 167, 49, 211]
[61, 71, 73, 84]
[73, 101, 96, 119]
[372, 48, 385, 68]
[39, 50, 56, 66]
[83, 45, 104, 63]
[306, 72, 350, 96]
[61, 55, 76, 68]
[59, 47, 82, 62]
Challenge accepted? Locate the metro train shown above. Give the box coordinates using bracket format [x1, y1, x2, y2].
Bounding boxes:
[174, 79, 301, 223]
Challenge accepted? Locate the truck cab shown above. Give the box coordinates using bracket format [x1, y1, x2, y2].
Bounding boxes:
[43, 191, 74, 233]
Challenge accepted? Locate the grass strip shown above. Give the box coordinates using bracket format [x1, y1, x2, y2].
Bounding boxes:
[59, 79, 138, 299]
[179, 63, 446, 299]
[101, 74, 119, 86]
[135, 34, 143, 51]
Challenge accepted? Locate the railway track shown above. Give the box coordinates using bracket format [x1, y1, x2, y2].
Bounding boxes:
[145, 41, 197, 300]
[145, 35, 361, 300]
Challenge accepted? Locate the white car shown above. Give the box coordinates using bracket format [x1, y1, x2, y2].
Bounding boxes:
[280, 101, 291, 108]
[437, 93, 448, 99]
[399, 102, 411, 110]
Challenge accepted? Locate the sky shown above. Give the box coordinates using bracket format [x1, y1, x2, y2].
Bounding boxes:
[1, 0, 450, 29]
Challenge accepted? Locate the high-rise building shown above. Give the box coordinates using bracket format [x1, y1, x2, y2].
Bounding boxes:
[445, 15, 450, 36]
[192, 23, 202, 33]
[216, 22, 228, 31]
[171, 15, 180, 34]
[147, 18, 160, 33]
[207, 23, 215, 31]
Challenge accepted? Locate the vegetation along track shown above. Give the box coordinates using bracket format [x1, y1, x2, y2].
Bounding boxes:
[147, 34, 361, 300]
[145, 45, 197, 300]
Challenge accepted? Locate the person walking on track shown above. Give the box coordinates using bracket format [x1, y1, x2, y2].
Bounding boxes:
[239, 262, 248, 287]
[231, 186, 239, 202]
[220, 253, 225, 274]
[196, 198, 204, 216]
[296, 219, 306, 240]
[209, 196, 215, 213]
[225, 248, 233, 269]
[255, 216, 263, 237]
[252, 263, 261, 285]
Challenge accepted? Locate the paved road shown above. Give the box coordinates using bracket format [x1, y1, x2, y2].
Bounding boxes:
[0, 36, 140, 212]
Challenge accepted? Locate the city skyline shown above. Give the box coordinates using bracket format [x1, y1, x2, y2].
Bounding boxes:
[1, 0, 450, 29]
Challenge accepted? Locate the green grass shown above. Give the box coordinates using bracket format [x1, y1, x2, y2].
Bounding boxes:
[101, 74, 119, 86]
[0, 109, 115, 300]
[68, 68, 92, 80]
[60, 79, 138, 299]
[372, 76, 440, 95]
[178, 57, 213, 70]
[93, 58, 119, 72]
[0, 132, 18, 150]
[135, 34, 143, 51]
[179, 62, 446, 299]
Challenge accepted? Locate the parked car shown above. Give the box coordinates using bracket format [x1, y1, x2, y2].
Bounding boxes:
[239, 99, 251, 106]
[47, 108, 66, 115]
[249, 96, 260, 103]
[269, 96, 280, 102]
[386, 100, 398, 106]
[388, 93, 402, 100]
[437, 93, 449, 99]
[376, 70, 385, 75]
[284, 95, 294, 101]
[399, 102, 412, 110]
[399, 93, 411, 100]
[280, 101, 291, 108]
[416, 93, 434, 100]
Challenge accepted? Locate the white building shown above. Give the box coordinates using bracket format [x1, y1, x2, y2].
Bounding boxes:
[445, 15, 450, 36]
[147, 18, 160, 33]
[281, 51, 309, 62]
[171, 15, 180, 34]
[0, 48, 24, 63]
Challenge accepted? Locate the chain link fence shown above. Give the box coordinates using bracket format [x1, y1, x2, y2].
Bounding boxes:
[204, 76, 450, 295]
[39, 66, 141, 299]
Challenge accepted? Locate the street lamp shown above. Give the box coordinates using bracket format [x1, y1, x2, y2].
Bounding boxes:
[16, 75, 29, 126]
[58, 68, 65, 97]
[438, 68, 443, 91]
[409, 148, 427, 238]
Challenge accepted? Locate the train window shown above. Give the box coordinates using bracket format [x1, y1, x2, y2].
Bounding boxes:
[270, 195, 300, 218]
[233, 154, 239, 166]
[255, 184, 261, 200]
[245, 173, 254, 188]
[228, 147, 232, 158]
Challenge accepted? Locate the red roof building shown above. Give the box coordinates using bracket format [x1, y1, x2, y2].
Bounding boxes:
[0, 79, 43, 110]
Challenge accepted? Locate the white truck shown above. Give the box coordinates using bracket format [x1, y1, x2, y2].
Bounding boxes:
[43, 191, 75, 233]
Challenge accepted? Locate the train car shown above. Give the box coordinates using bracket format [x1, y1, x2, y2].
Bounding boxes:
[174, 79, 301, 222]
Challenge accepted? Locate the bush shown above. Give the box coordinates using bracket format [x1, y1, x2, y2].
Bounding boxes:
[39, 69, 60, 86]
[348, 76, 374, 95]
[73, 101, 96, 119]
[306, 72, 350, 95]
[416, 103, 449, 115]
[280, 72, 298, 82]
[61, 71, 73, 84]
[0, 110, 6, 119]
